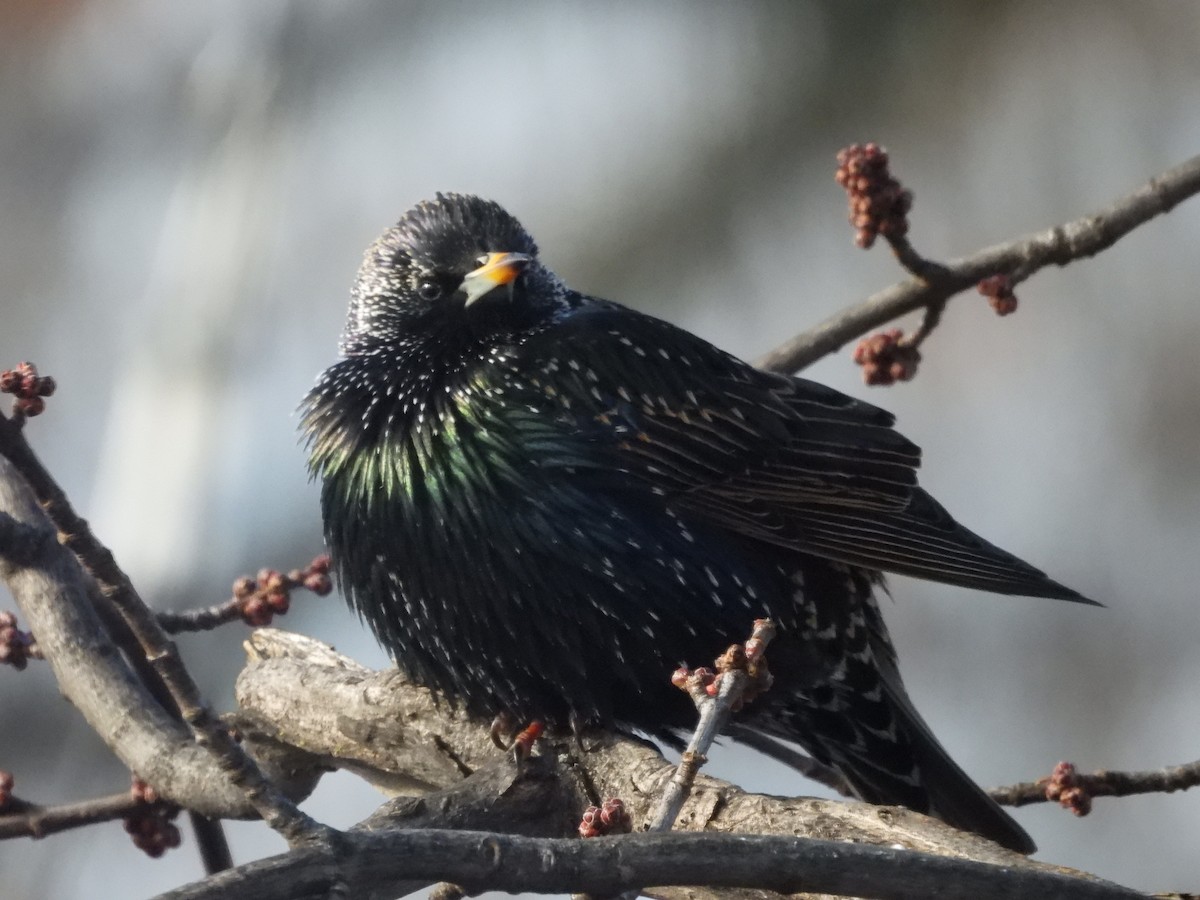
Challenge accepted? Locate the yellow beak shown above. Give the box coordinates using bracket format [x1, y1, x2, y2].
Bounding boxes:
[461, 252, 533, 307]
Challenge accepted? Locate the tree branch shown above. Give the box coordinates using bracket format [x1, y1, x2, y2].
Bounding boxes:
[0, 454, 322, 821]
[0, 411, 324, 844]
[156, 829, 1146, 900]
[221, 630, 1142, 899]
[0, 790, 156, 840]
[991, 759, 1200, 811]
[647, 620, 776, 834]
[756, 154, 1200, 374]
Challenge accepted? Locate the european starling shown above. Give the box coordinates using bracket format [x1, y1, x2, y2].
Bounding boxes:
[303, 193, 1093, 854]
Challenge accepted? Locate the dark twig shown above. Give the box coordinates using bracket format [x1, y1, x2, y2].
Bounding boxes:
[83, 581, 234, 870]
[153, 828, 1146, 900]
[991, 758, 1200, 811]
[757, 153, 1200, 374]
[190, 813, 234, 874]
[157, 556, 332, 633]
[0, 409, 324, 846]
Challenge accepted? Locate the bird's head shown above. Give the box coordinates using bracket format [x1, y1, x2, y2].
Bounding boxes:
[340, 193, 559, 355]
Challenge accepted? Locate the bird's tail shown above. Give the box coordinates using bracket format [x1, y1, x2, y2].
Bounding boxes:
[872, 676, 1035, 854]
[751, 670, 1034, 854]
[747, 570, 1035, 854]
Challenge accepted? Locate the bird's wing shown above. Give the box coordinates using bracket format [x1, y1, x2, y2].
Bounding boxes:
[512, 303, 1092, 603]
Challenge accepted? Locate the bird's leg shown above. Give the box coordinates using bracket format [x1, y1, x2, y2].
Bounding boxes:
[569, 709, 602, 753]
[509, 720, 544, 767]
[490, 713, 544, 767]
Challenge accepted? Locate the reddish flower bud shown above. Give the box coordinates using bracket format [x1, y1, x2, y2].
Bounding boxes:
[303, 572, 333, 595]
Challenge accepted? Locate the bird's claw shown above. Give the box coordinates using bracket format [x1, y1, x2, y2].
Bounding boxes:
[489, 712, 517, 750]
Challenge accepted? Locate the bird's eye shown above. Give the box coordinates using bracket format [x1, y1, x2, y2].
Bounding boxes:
[417, 279, 443, 301]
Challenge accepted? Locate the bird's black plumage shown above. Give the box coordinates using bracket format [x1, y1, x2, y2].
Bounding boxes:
[303, 193, 1093, 854]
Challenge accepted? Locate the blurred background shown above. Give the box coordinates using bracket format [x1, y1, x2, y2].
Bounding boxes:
[1, 1, 1198, 897]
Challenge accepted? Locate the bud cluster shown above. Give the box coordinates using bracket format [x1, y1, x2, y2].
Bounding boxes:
[0, 611, 41, 670]
[233, 554, 332, 626]
[673, 619, 777, 710]
[978, 273, 1019, 316]
[0, 362, 56, 417]
[578, 797, 633, 838]
[852, 328, 921, 386]
[124, 777, 181, 857]
[1042, 760, 1092, 816]
[835, 143, 913, 249]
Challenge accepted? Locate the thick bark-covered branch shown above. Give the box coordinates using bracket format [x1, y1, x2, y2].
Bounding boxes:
[212, 630, 1139, 900]
[235, 631, 1003, 855]
[756, 154, 1200, 374]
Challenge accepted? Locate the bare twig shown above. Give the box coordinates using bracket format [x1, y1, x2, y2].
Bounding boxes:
[646, 620, 776, 833]
[646, 671, 745, 834]
[0, 790, 163, 840]
[757, 153, 1200, 374]
[991, 759, 1200, 811]
[190, 815, 234, 876]
[157, 556, 332, 634]
[901, 298, 946, 350]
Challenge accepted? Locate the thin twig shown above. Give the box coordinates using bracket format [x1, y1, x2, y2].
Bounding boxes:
[189, 814, 234, 876]
[991, 759, 1200, 809]
[157, 600, 248, 633]
[0, 790, 161, 840]
[646, 620, 776, 833]
[157, 557, 330, 634]
[646, 671, 746, 834]
[757, 153, 1200, 374]
[901, 298, 946, 350]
